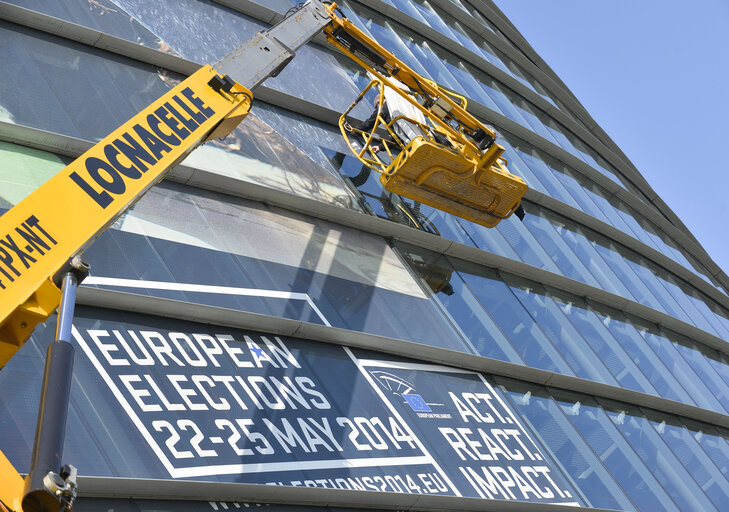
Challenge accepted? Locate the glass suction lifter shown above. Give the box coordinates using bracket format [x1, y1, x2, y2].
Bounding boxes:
[22, 256, 90, 512]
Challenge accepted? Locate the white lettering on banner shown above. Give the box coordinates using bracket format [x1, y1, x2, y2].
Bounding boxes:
[82, 328, 302, 369]
[352, 357, 578, 505]
[72, 325, 435, 481]
[438, 426, 536, 462]
[74, 322, 577, 504]
[265, 470, 450, 495]
[110, 371, 337, 414]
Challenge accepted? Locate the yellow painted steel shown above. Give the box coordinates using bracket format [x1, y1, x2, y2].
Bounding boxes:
[0, 7, 527, 508]
[382, 139, 525, 227]
[325, 4, 527, 228]
[0, 65, 251, 367]
[0, 450, 23, 512]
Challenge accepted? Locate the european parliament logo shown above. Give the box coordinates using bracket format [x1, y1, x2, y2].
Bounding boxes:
[402, 393, 432, 412]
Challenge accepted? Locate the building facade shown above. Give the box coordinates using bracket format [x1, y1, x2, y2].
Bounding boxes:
[1, 0, 729, 511]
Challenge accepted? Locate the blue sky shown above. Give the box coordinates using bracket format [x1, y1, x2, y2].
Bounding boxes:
[494, 0, 729, 278]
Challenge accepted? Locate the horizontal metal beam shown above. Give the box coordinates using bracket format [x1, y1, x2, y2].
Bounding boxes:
[76, 287, 729, 430]
[78, 475, 616, 511]
[1, 118, 727, 357]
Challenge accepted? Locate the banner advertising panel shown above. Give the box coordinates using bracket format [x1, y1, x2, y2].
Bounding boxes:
[0, 307, 579, 506]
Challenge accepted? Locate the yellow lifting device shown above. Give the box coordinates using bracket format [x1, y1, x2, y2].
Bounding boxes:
[324, 7, 527, 228]
[0, 3, 528, 510]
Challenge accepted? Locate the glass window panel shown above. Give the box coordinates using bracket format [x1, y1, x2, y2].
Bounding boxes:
[705, 351, 729, 394]
[567, 135, 601, 171]
[681, 419, 729, 484]
[624, 259, 693, 323]
[549, 290, 658, 396]
[582, 184, 638, 236]
[506, 276, 616, 383]
[532, 206, 645, 299]
[455, 263, 573, 374]
[707, 304, 729, 338]
[437, 58, 501, 109]
[599, 400, 719, 511]
[595, 311, 694, 404]
[669, 334, 729, 412]
[112, 0, 265, 63]
[5, 20, 171, 140]
[389, 0, 431, 24]
[553, 221, 634, 299]
[393, 243, 523, 363]
[497, 378, 635, 510]
[409, 0, 460, 40]
[466, 31, 512, 75]
[550, 389, 679, 511]
[541, 116, 582, 158]
[458, 64, 505, 111]
[252, 102, 352, 175]
[509, 142, 580, 208]
[613, 202, 662, 251]
[628, 206, 677, 255]
[550, 166, 612, 224]
[521, 207, 600, 287]
[451, 217, 522, 259]
[683, 252, 718, 287]
[5, 0, 172, 53]
[712, 308, 729, 336]
[491, 47, 539, 93]
[684, 291, 729, 340]
[476, 76, 532, 126]
[635, 323, 726, 413]
[399, 36, 465, 94]
[433, 10, 487, 57]
[266, 42, 363, 113]
[510, 99, 559, 144]
[495, 215, 560, 272]
[407, 203, 491, 247]
[591, 152, 625, 185]
[590, 239, 664, 311]
[530, 78, 560, 107]
[347, 5, 432, 79]
[496, 139, 549, 194]
[658, 275, 720, 336]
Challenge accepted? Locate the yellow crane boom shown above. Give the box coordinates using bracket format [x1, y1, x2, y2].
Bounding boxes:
[0, 2, 527, 510]
[0, 66, 251, 368]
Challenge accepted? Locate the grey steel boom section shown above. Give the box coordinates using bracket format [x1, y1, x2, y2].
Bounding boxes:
[215, 0, 332, 90]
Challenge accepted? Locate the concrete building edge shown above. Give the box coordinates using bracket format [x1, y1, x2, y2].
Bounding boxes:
[471, 0, 726, 286]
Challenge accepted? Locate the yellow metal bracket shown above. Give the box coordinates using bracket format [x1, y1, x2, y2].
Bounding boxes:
[0, 450, 23, 512]
[325, 4, 527, 229]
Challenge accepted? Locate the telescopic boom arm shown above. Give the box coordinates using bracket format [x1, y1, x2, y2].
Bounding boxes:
[0, 3, 526, 510]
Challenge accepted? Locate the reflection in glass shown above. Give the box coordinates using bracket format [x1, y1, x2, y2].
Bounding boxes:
[456, 263, 573, 374]
[497, 378, 634, 510]
[394, 243, 522, 363]
[506, 276, 615, 383]
[550, 390, 679, 511]
[599, 400, 718, 511]
[595, 309, 694, 405]
[645, 410, 729, 509]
